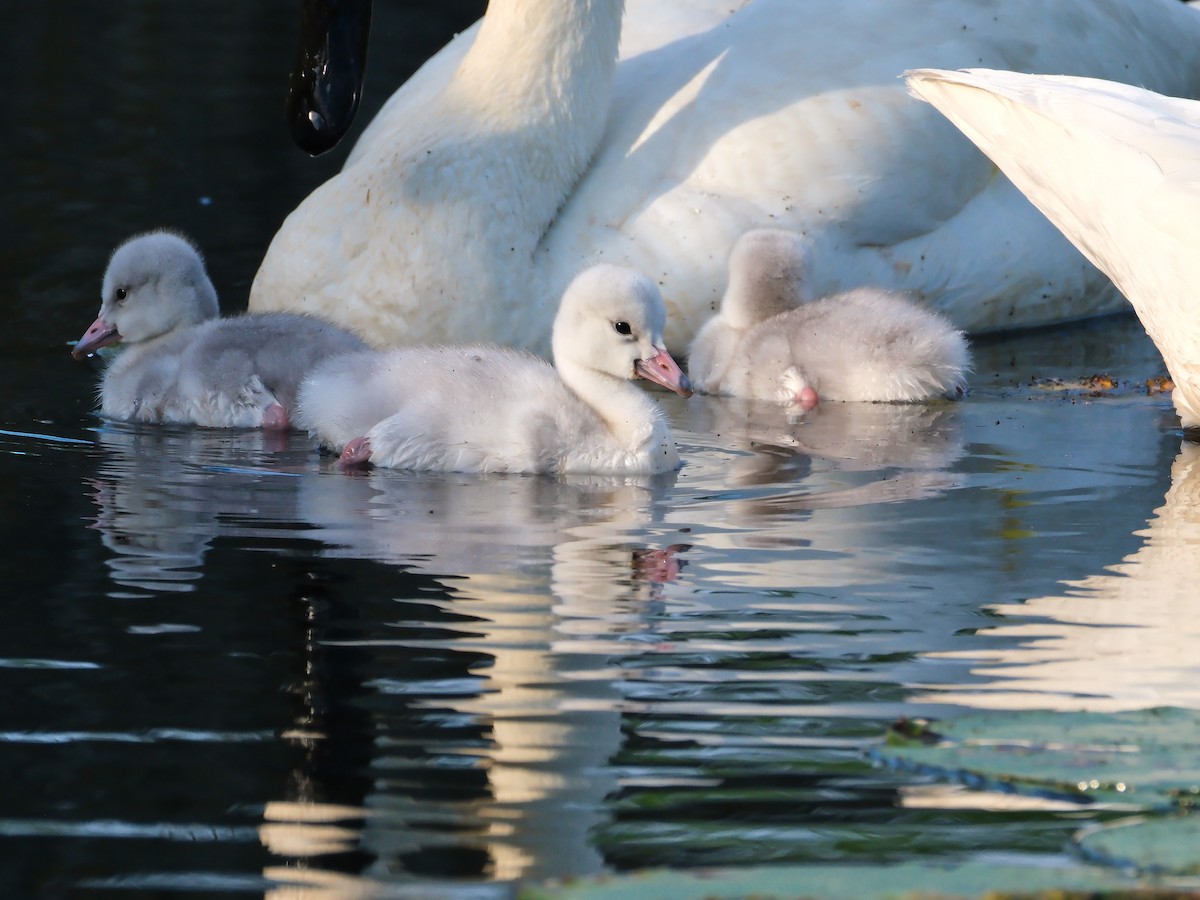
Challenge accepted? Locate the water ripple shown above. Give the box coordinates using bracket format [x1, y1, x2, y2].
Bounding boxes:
[0, 819, 257, 841]
[0, 729, 275, 744]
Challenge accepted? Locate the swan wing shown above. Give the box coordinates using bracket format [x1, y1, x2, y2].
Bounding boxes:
[907, 67, 1200, 427]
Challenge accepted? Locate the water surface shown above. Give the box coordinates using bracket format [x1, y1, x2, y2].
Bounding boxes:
[2, 3, 1194, 896]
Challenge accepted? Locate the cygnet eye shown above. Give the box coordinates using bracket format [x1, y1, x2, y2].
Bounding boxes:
[115, 287, 129, 303]
[613, 321, 632, 336]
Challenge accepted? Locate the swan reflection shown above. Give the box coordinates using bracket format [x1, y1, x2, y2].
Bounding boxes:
[86, 425, 689, 884]
[922, 440, 1200, 712]
[682, 396, 965, 506]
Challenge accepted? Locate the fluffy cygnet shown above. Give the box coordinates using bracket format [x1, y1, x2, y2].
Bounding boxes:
[688, 229, 970, 408]
[295, 264, 693, 474]
[72, 231, 368, 428]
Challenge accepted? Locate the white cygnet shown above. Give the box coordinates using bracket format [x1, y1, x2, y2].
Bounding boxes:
[296, 264, 693, 475]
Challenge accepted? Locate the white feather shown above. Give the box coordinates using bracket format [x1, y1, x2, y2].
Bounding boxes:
[250, 0, 1200, 353]
[906, 67, 1200, 429]
[295, 265, 691, 475]
[689, 229, 970, 406]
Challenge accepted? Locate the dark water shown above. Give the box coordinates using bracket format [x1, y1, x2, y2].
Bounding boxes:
[2, 3, 1195, 897]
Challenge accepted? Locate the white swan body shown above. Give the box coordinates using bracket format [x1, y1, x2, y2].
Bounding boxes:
[250, 0, 1200, 354]
[689, 230, 969, 407]
[906, 68, 1200, 430]
[74, 231, 367, 429]
[295, 264, 693, 475]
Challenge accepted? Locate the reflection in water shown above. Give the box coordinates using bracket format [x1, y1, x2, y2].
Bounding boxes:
[63, 381, 1181, 891]
[86, 424, 307, 595]
[278, 401, 978, 880]
[667, 396, 971, 600]
[924, 440, 1200, 712]
[294, 468, 682, 883]
[686, 397, 966, 511]
[87, 425, 689, 884]
[693, 397, 966, 472]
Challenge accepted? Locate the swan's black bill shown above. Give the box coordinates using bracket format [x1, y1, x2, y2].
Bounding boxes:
[287, 0, 373, 155]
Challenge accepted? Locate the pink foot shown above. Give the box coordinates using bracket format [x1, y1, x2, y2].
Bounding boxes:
[796, 385, 820, 410]
[261, 403, 290, 431]
[338, 436, 373, 470]
[632, 547, 683, 583]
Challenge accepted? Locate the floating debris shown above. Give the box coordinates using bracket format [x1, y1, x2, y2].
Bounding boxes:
[1079, 373, 1119, 391]
[1147, 375, 1175, 396]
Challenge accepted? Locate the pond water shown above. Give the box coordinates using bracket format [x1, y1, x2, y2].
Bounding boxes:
[4, 3, 1197, 896]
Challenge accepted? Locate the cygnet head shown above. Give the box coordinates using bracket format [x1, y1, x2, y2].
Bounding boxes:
[721, 228, 814, 330]
[72, 230, 220, 359]
[552, 264, 693, 396]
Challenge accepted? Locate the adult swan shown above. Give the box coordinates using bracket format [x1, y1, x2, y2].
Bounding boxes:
[249, 0, 1200, 354]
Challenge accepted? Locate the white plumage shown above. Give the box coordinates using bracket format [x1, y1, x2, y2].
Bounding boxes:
[250, 0, 1200, 353]
[905, 67, 1200, 430]
[688, 229, 969, 407]
[73, 231, 367, 429]
[295, 264, 693, 475]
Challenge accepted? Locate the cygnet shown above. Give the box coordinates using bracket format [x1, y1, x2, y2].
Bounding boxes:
[689, 229, 970, 409]
[296, 264, 693, 474]
[73, 231, 368, 428]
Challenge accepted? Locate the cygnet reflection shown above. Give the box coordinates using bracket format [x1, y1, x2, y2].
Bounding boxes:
[680, 396, 966, 517]
[85, 424, 311, 594]
[291, 465, 686, 882]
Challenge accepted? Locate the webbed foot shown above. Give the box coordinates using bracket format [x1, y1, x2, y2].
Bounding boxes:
[338, 436, 373, 469]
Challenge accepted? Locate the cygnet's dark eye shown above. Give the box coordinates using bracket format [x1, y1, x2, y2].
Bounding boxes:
[115, 287, 129, 303]
[613, 321, 632, 336]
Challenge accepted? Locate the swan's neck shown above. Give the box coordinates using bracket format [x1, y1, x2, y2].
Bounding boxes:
[458, 1, 622, 148]
[433, 0, 623, 234]
[723, 281, 807, 331]
[557, 358, 659, 452]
